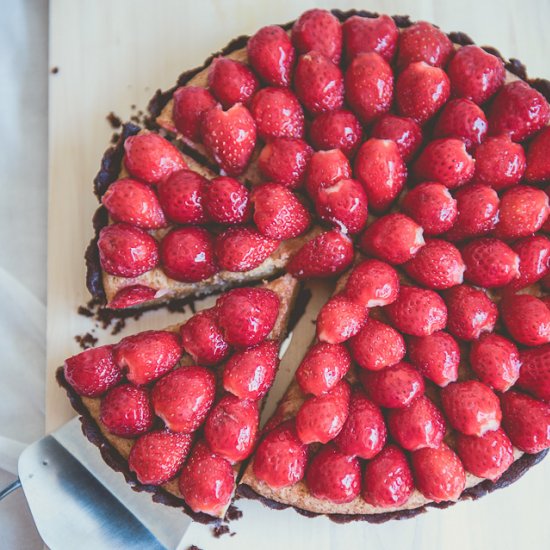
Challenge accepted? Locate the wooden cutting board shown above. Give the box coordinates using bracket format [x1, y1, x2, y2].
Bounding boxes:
[48, 1, 550, 548]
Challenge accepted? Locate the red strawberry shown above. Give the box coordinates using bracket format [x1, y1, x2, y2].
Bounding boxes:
[113, 330, 182, 385]
[129, 429, 192, 485]
[203, 176, 251, 224]
[455, 428, 514, 481]
[253, 420, 308, 488]
[387, 395, 446, 451]
[160, 227, 218, 282]
[207, 57, 259, 108]
[102, 178, 166, 229]
[251, 183, 310, 239]
[64, 345, 121, 397]
[359, 213, 425, 265]
[249, 87, 304, 140]
[447, 45, 505, 104]
[342, 14, 398, 63]
[411, 443, 466, 502]
[345, 52, 393, 124]
[100, 383, 153, 437]
[445, 285, 497, 341]
[180, 309, 230, 366]
[501, 293, 550, 346]
[215, 226, 279, 272]
[222, 340, 279, 400]
[512, 236, 550, 288]
[287, 230, 354, 278]
[316, 294, 368, 344]
[501, 391, 550, 453]
[296, 380, 350, 444]
[362, 445, 414, 508]
[525, 127, 550, 183]
[489, 81, 550, 142]
[296, 342, 351, 396]
[247, 25, 295, 87]
[216, 287, 280, 347]
[172, 86, 217, 141]
[470, 333, 521, 392]
[304, 149, 351, 199]
[407, 331, 460, 387]
[123, 133, 186, 184]
[292, 8, 342, 64]
[404, 239, 465, 289]
[371, 114, 422, 162]
[204, 395, 259, 462]
[397, 21, 453, 68]
[309, 110, 362, 157]
[98, 223, 159, 278]
[294, 52, 344, 114]
[354, 139, 406, 212]
[344, 259, 400, 308]
[518, 344, 550, 402]
[305, 445, 361, 503]
[108, 285, 157, 310]
[396, 62, 450, 124]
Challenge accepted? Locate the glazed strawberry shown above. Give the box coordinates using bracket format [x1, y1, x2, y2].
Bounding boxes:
[314, 178, 368, 234]
[64, 345, 121, 397]
[98, 223, 159, 278]
[113, 330, 182, 385]
[359, 213, 425, 265]
[257, 138, 313, 189]
[207, 57, 259, 108]
[304, 149, 351, 199]
[470, 333, 521, 392]
[294, 52, 344, 114]
[387, 395, 446, 451]
[344, 259, 399, 308]
[100, 384, 153, 437]
[247, 25, 295, 87]
[397, 21, 453, 68]
[215, 226, 279, 272]
[472, 135, 526, 190]
[501, 391, 550, 453]
[251, 183, 310, 239]
[342, 14, 398, 63]
[407, 331, 460, 387]
[253, 420, 308, 488]
[509, 236, 550, 290]
[123, 133, 186, 185]
[305, 445, 361, 503]
[160, 227, 218, 282]
[295, 380, 350, 444]
[345, 52, 393, 124]
[501, 293, 550, 346]
[414, 138, 475, 189]
[309, 110, 362, 157]
[216, 287, 280, 347]
[489, 81, 550, 142]
[371, 114, 422, 162]
[296, 342, 351, 396]
[404, 239, 465, 289]
[178, 440, 235, 515]
[411, 443, 466, 502]
[447, 45, 505, 104]
[385, 286, 447, 337]
[287, 230, 354, 278]
[129, 429, 192, 485]
[203, 176, 250, 224]
[455, 428, 514, 481]
[102, 178, 166, 229]
[525, 127, 550, 183]
[204, 395, 259, 462]
[222, 340, 279, 400]
[396, 62, 450, 124]
[518, 344, 550, 402]
[249, 87, 304, 140]
[362, 445, 414, 508]
[180, 309, 230, 366]
[493, 185, 550, 240]
[316, 294, 367, 345]
[157, 169, 207, 224]
[354, 139, 406, 212]
[108, 285, 157, 310]
[172, 86, 217, 141]
[292, 8, 342, 64]
[334, 389, 386, 459]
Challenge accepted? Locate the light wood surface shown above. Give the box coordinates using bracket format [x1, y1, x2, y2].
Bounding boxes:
[48, 1, 550, 548]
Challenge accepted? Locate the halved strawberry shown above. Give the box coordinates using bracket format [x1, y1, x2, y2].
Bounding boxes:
[207, 57, 259, 108]
[525, 127, 550, 183]
[501, 293, 550, 347]
[203, 176, 251, 224]
[108, 285, 157, 310]
[309, 110, 363, 157]
[316, 294, 367, 345]
[396, 21, 453, 68]
[371, 114, 422, 162]
[342, 14, 398, 63]
[344, 259, 400, 308]
[172, 86, 217, 141]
